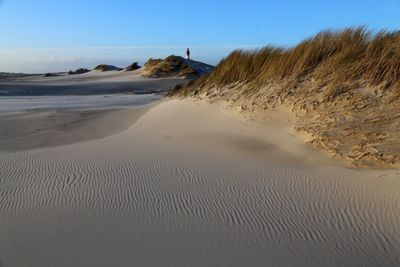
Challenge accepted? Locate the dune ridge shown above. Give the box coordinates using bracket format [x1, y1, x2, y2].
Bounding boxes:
[171, 27, 400, 167]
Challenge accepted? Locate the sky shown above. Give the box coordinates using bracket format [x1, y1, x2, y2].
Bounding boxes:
[0, 0, 400, 73]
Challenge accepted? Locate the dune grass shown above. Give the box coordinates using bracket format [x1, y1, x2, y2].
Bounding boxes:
[143, 56, 199, 78]
[174, 27, 400, 100]
[125, 62, 141, 71]
[94, 65, 122, 72]
[169, 27, 400, 167]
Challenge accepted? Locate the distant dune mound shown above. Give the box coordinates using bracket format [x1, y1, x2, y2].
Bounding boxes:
[44, 72, 64, 77]
[94, 65, 122, 72]
[171, 27, 400, 168]
[125, 62, 141, 71]
[68, 68, 90, 75]
[0, 73, 41, 81]
[142, 55, 214, 79]
[0, 73, 21, 79]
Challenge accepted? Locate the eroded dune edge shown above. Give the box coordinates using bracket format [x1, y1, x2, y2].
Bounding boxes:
[171, 28, 400, 168]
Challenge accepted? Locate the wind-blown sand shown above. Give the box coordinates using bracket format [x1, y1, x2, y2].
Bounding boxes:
[1, 99, 400, 266]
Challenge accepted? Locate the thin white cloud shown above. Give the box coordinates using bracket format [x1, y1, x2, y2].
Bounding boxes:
[28, 56, 89, 64]
[0, 44, 259, 51]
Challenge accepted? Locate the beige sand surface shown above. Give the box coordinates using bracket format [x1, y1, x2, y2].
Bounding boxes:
[0, 70, 185, 95]
[1, 100, 400, 266]
[176, 79, 400, 168]
[0, 103, 155, 153]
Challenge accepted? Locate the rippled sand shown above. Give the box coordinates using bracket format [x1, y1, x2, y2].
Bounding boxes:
[1, 100, 399, 266]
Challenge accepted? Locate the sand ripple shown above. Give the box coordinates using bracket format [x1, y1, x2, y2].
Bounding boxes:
[1, 100, 400, 266]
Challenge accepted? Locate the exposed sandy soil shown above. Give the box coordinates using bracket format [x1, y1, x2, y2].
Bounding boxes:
[175, 80, 400, 168]
[1, 99, 399, 266]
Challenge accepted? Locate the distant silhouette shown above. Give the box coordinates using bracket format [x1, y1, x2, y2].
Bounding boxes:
[186, 48, 190, 61]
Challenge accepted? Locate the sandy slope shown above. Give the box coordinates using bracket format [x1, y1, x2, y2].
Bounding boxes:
[0, 103, 155, 152]
[181, 81, 400, 168]
[1, 100, 400, 266]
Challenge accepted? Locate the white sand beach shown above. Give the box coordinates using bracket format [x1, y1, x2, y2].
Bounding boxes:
[1, 99, 399, 266]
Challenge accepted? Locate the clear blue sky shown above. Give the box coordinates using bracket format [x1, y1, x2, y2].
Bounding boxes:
[1, 0, 399, 72]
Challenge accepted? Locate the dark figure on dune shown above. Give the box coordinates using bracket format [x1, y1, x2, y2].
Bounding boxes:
[186, 48, 190, 61]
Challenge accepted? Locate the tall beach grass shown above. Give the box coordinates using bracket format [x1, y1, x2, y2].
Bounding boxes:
[173, 27, 400, 100]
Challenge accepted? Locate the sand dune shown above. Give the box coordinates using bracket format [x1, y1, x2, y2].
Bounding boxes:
[141, 55, 214, 79]
[0, 99, 399, 266]
[171, 28, 400, 168]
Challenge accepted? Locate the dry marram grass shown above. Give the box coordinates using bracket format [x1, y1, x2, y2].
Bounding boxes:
[171, 27, 400, 167]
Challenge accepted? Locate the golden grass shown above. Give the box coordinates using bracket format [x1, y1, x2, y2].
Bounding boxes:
[175, 27, 400, 100]
[169, 27, 400, 167]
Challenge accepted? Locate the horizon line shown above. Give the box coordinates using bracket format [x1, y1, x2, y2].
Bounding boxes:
[0, 44, 261, 51]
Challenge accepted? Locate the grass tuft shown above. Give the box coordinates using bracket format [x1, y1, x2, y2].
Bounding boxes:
[175, 27, 400, 100]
